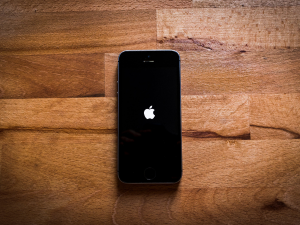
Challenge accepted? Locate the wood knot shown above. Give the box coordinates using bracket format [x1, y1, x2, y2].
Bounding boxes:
[263, 199, 287, 211]
[227, 140, 236, 145]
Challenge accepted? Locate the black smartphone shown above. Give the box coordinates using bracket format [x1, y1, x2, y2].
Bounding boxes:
[118, 50, 182, 184]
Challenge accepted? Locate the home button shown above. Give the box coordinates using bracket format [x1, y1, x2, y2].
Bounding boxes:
[144, 167, 156, 180]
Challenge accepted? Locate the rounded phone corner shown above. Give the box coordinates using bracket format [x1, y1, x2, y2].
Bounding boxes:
[169, 50, 181, 60]
[171, 171, 182, 184]
[117, 172, 130, 184]
[118, 50, 129, 62]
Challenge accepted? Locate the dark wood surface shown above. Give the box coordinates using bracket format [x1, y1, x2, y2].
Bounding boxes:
[0, 0, 300, 224]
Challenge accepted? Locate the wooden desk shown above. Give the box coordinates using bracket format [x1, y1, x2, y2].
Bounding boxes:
[0, 1, 300, 224]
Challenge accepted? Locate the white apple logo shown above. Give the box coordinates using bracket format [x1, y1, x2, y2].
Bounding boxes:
[144, 106, 155, 119]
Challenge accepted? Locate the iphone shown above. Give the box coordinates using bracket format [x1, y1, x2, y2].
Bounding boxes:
[118, 50, 182, 183]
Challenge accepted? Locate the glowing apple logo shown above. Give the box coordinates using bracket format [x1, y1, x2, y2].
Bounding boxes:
[144, 105, 155, 119]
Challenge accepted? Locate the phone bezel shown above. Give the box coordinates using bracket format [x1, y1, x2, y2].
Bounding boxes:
[117, 50, 182, 184]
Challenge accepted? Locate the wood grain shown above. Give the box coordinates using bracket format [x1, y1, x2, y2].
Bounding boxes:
[1, 0, 299, 223]
[182, 95, 249, 139]
[193, 0, 300, 8]
[250, 93, 300, 140]
[0, 53, 104, 99]
[0, 0, 192, 12]
[105, 50, 300, 96]
[0, 189, 117, 225]
[113, 187, 300, 225]
[1, 187, 299, 225]
[0, 129, 299, 224]
[0, 95, 249, 139]
[1, 131, 299, 223]
[0, 131, 117, 191]
[0, 10, 156, 55]
[0, 97, 117, 130]
[181, 49, 300, 95]
[157, 7, 300, 50]
[105, 53, 118, 97]
[0, 130, 299, 190]
[182, 139, 300, 188]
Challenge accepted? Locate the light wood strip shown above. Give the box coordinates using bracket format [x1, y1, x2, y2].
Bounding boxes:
[105, 50, 300, 96]
[0, 189, 117, 224]
[182, 95, 249, 139]
[1, 130, 299, 223]
[0, 0, 192, 12]
[0, 95, 249, 139]
[0, 54, 104, 99]
[193, 0, 300, 8]
[250, 93, 300, 139]
[181, 50, 300, 95]
[0, 131, 299, 224]
[0, 97, 117, 130]
[105, 53, 118, 97]
[114, 187, 300, 225]
[2, 187, 298, 224]
[0, 130, 299, 190]
[0, 10, 156, 55]
[0, 130, 117, 191]
[157, 7, 300, 50]
[182, 139, 300, 188]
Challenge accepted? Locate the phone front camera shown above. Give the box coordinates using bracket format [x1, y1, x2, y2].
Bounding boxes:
[148, 55, 151, 58]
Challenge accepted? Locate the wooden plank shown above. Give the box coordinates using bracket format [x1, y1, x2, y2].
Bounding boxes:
[182, 139, 300, 188]
[105, 50, 300, 96]
[0, 10, 156, 55]
[105, 53, 118, 97]
[0, 130, 299, 190]
[0, 95, 249, 139]
[0, 97, 117, 130]
[113, 187, 300, 225]
[181, 49, 300, 95]
[0, 130, 299, 224]
[1, 187, 300, 224]
[1, 129, 299, 223]
[0, 0, 192, 12]
[0, 189, 117, 225]
[182, 95, 249, 139]
[0, 130, 117, 191]
[0, 53, 104, 99]
[250, 93, 300, 140]
[193, 0, 300, 8]
[157, 7, 300, 50]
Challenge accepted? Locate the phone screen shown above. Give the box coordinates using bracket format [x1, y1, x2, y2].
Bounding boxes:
[118, 51, 182, 183]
